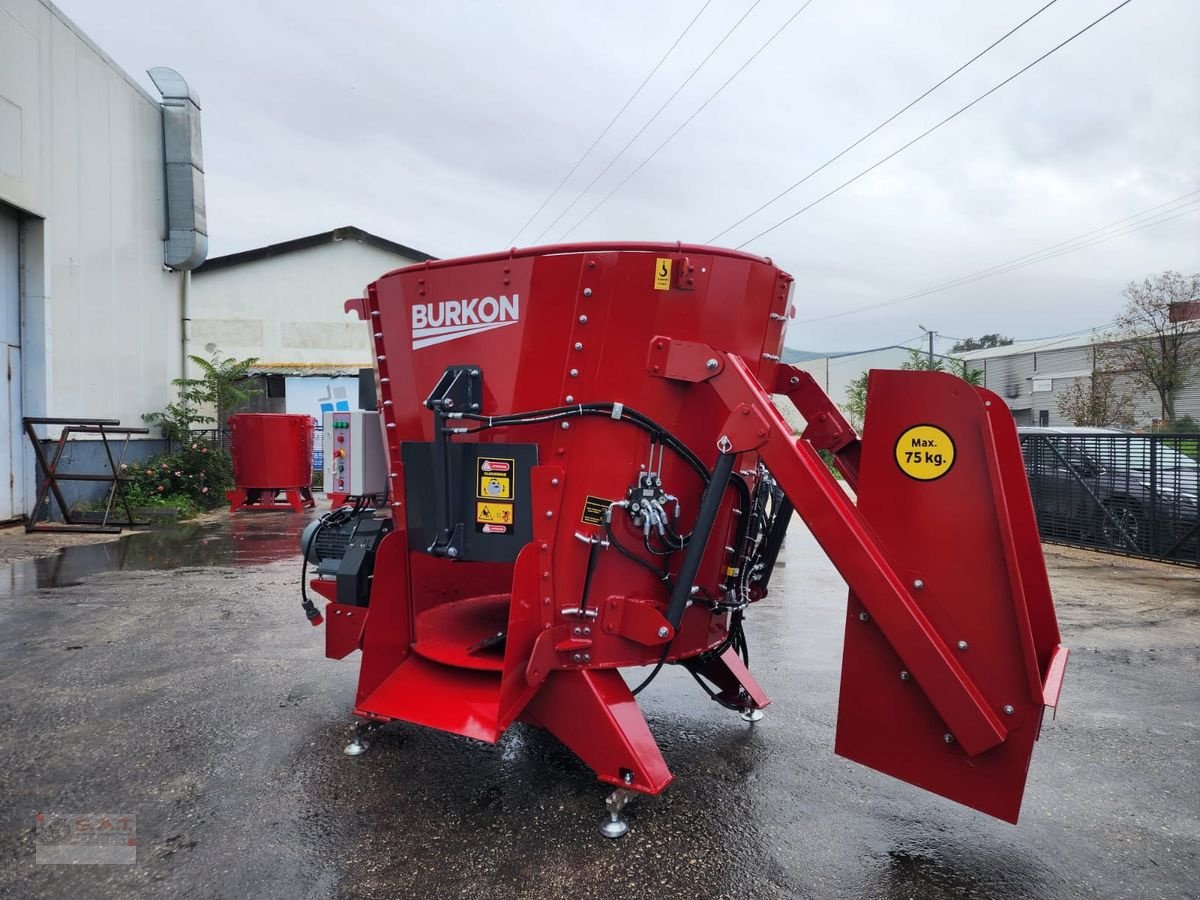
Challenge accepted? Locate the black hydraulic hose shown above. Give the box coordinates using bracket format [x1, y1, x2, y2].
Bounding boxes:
[454, 403, 711, 486]
[665, 451, 736, 629]
[577, 537, 603, 614]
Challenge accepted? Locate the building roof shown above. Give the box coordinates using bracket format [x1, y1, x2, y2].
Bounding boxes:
[957, 330, 1111, 361]
[247, 363, 368, 377]
[193, 226, 436, 274]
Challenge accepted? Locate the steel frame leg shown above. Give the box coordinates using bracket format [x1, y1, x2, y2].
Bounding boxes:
[520, 668, 673, 796]
[681, 646, 771, 719]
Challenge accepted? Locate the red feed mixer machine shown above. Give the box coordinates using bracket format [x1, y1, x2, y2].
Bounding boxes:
[228, 413, 317, 512]
[300, 242, 1068, 837]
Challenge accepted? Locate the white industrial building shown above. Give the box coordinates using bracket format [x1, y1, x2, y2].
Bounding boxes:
[1, 0, 207, 521]
[960, 332, 1200, 428]
[789, 345, 914, 419]
[189, 227, 433, 423]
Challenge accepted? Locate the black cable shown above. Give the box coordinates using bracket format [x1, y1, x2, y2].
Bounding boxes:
[630, 647, 670, 696]
[793, 196, 1200, 325]
[606, 520, 672, 584]
[736, 0, 1139, 248]
[505, 0, 714, 245]
[299, 504, 359, 625]
[531, 0, 767, 245]
[456, 403, 711, 486]
[559, 0, 820, 239]
[708, 0, 1062, 243]
[577, 538, 603, 614]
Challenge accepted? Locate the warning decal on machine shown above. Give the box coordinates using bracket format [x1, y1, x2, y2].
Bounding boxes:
[653, 258, 672, 291]
[476, 501, 514, 534]
[477, 457, 515, 501]
[894, 424, 956, 481]
[580, 495, 613, 526]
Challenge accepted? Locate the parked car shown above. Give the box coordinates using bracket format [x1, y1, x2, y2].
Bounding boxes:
[1017, 426, 1199, 559]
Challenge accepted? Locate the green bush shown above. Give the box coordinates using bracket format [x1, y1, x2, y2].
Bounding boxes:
[121, 443, 233, 517]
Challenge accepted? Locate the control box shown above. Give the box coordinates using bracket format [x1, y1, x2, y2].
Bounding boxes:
[323, 410, 387, 496]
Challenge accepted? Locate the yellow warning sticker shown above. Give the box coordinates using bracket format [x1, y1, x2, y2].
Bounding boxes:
[476, 501, 514, 525]
[895, 425, 956, 481]
[653, 257, 672, 291]
[478, 475, 512, 500]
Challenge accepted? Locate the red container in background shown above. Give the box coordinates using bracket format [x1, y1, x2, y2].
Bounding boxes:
[226, 413, 316, 512]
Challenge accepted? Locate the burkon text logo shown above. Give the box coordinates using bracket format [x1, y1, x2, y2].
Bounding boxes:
[411, 294, 520, 349]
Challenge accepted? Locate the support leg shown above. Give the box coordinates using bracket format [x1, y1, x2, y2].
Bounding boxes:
[681, 646, 771, 720]
[343, 719, 380, 756]
[599, 787, 636, 839]
[519, 669, 673, 795]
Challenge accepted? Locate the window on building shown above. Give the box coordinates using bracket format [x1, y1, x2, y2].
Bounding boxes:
[1038, 410, 1049, 427]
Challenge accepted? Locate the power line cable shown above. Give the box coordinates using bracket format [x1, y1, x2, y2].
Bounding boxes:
[558, 0, 819, 241]
[801, 322, 1119, 367]
[735, 0, 1139, 249]
[505, 0, 714, 246]
[708, 0, 1062, 244]
[531, 0, 767, 245]
[794, 193, 1200, 325]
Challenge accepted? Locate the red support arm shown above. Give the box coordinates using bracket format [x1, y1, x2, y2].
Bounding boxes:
[649, 340, 1007, 757]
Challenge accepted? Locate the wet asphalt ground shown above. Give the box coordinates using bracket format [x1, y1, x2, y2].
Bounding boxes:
[0, 510, 1197, 899]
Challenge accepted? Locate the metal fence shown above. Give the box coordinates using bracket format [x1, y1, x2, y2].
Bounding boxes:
[1018, 431, 1200, 566]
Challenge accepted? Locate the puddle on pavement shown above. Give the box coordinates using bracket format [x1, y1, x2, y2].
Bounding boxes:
[0, 512, 316, 598]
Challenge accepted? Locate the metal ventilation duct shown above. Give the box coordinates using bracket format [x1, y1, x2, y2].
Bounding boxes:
[147, 67, 207, 270]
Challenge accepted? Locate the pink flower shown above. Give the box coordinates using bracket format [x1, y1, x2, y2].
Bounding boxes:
[174, 471, 182, 477]
[146, 469, 154, 476]
[191, 443, 197, 449]
[119, 464, 127, 470]
[201, 486, 209, 494]
[201, 448, 208, 454]
[161, 463, 169, 469]
[157, 485, 165, 492]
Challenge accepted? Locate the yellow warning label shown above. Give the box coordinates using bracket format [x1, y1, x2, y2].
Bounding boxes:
[478, 475, 512, 500]
[476, 501, 514, 525]
[653, 257, 672, 291]
[895, 425, 956, 481]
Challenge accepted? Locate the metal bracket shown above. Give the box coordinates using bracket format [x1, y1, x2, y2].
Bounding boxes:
[425, 366, 484, 558]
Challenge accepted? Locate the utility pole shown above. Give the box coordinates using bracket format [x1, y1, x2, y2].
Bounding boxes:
[918, 324, 936, 370]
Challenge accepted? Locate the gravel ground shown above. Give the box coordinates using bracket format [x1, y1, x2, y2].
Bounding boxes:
[0, 512, 1196, 899]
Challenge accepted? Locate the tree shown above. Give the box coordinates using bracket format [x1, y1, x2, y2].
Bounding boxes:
[144, 353, 260, 442]
[900, 347, 945, 372]
[845, 373, 868, 431]
[1104, 270, 1200, 422]
[845, 350, 981, 429]
[947, 357, 983, 386]
[1056, 372, 1135, 427]
[950, 333, 1013, 353]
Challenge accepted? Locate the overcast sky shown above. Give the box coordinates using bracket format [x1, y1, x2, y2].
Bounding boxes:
[60, 0, 1200, 353]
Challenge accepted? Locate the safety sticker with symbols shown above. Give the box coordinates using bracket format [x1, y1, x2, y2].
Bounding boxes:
[894, 424, 956, 482]
[476, 501, 514, 535]
[477, 457, 515, 501]
[653, 257, 672, 291]
[580, 495, 613, 527]
[475, 457, 516, 534]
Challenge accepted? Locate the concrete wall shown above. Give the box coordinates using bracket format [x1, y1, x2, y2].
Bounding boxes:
[190, 240, 422, 369]
[1, 0, 184, 519]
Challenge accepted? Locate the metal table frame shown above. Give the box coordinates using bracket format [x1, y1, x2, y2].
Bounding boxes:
[23, 417, 150, 533]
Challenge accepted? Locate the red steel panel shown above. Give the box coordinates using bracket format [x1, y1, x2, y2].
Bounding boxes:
[835, 370, 1065, 822]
